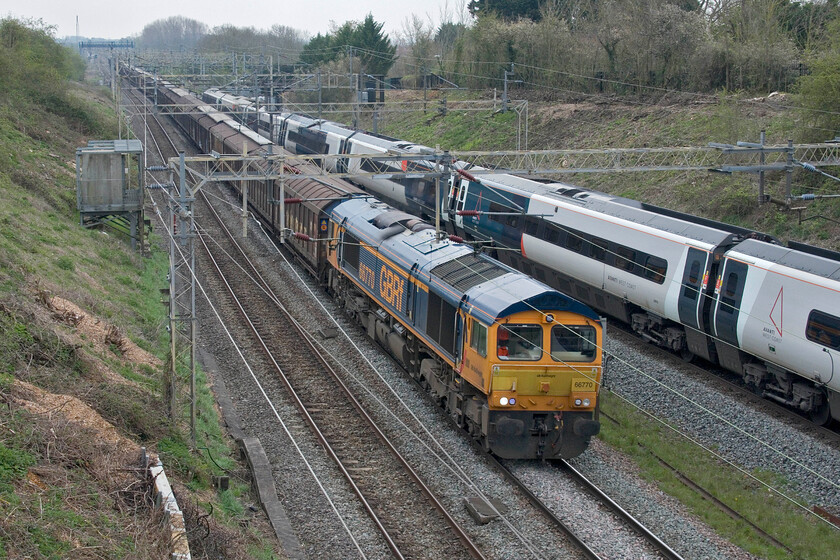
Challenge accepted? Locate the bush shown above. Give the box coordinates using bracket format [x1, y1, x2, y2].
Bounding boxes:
[0, 18, 93, 130]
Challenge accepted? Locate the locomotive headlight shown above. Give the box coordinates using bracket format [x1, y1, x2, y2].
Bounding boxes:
[509, 398, 516, 405]
[499, 397, 509, 406]
[574, 398, 582, 406]
[583, 398, 591, 407]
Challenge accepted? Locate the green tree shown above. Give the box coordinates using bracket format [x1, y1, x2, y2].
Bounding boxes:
[779, 0, 840, 52]
[298, 32, 336, 66]
[0, 18, 96, 131]
[354, 14, 396, 75]
[298, 14, 396, 76]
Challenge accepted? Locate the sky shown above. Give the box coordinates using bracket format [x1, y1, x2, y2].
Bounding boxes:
[5, 0, 470, 41]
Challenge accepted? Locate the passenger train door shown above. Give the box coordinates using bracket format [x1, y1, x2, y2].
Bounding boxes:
[677, 248, 709, 331]
[712, 258, 748, 346]
[451, 178, 470, 235]
[337, 138, 349, 174]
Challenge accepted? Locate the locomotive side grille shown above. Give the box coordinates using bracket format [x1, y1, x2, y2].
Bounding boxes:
[432, 254, 509, 292]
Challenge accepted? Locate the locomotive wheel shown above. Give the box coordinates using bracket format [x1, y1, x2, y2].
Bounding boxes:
[680, 348, 695, 363]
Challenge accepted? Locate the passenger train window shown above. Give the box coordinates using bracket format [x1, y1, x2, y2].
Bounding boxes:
[546, 225, 560, 244]
[566, 234, 583, 253]
[615, 246, 636, 272]
[719, 272, 739, 314]
[590, 241, 607, 262]
[806, 310, 840, 351]
[683, 260, 701, 301]
[688, 261, 700, 284]
[524, 217, 539, 236]
[521, 262, 533, 275]
[489, 202, 506, 224]
[644, 256, 667, 284]
[724, 272, 738, 298]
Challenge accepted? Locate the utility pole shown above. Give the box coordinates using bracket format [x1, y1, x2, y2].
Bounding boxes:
[503, 63, 515, 113]
[233, 52, 238, 95]
[786, 139, 793, 202]
[435, 148, 451, 242]
[710, 134, 797, 206]
[759, 130, 766, 205]
[423, 65, 427, 114]
[166, 152, 197, 446]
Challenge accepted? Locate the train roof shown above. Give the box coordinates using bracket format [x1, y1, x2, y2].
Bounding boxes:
[729, 238, 840, 280]
[486, 173, 773, 246]
[331, 198, 600, 323]
[281, 113, 431, 154]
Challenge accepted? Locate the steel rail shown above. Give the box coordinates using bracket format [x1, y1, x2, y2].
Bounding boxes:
[197, 190, 487, 560]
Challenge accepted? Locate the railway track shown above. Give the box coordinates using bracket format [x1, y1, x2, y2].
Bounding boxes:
[194, 185, 485, 559]
[489, 454, 683, 560]
[120, 80, 741, 558]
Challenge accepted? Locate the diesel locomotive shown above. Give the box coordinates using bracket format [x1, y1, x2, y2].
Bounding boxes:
[124, 66, 607, 459]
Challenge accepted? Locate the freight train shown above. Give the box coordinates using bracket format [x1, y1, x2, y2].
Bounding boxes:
[202, 88, 840, 425]
[123, 67, 606, 459]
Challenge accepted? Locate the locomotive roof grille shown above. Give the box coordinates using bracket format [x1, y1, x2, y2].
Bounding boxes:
[431, 253, 509, 292]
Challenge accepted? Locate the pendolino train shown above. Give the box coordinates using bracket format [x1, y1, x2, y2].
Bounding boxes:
[124, 66, 607, 459]
[202, 87, 840, 425]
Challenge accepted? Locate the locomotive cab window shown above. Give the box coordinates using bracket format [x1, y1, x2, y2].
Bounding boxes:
[806, 310, 840, 352]
[550, 325, 597, 363]
[498, 324, 542, 361]
[470, 319, 488, 357]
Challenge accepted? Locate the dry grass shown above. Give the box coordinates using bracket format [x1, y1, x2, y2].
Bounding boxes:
[0, 389, 171, 559]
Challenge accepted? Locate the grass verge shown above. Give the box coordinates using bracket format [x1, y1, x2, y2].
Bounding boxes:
[599, 391, 839, 559]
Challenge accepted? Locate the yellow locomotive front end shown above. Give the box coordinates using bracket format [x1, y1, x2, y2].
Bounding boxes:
[461, 309, 604, 459]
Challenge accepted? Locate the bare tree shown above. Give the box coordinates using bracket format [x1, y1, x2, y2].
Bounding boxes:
[137, 16, 207, 51]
